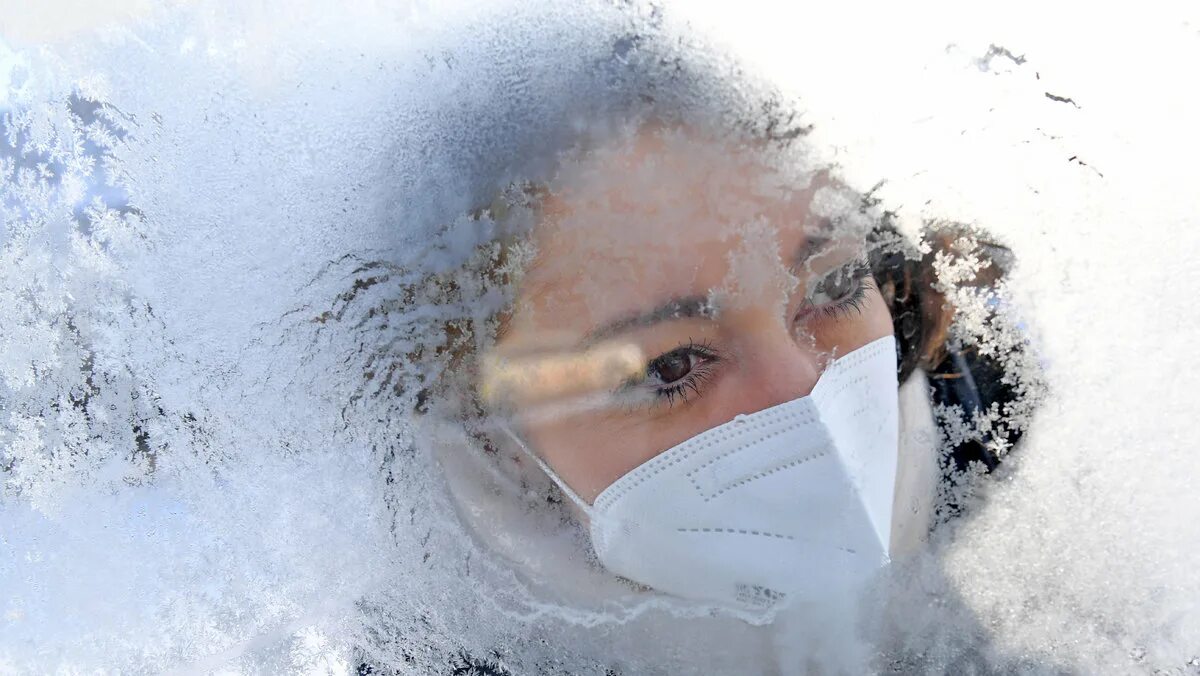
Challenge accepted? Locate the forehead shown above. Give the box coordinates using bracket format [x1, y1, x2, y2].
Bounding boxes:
[541, 130, 816, 248]
[511, 130, 829, 338]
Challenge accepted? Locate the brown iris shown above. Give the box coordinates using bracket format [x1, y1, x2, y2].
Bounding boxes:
[648, 350, 693, 384]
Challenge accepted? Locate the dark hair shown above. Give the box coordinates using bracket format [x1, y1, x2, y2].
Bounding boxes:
[868, 204, 1038, 520]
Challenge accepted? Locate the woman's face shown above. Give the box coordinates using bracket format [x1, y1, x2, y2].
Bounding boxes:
[497, 130, 894, 504]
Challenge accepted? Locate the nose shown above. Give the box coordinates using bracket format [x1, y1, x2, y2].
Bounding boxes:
[725, 315, 825, 416]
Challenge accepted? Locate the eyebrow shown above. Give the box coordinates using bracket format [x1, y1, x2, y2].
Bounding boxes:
[585, 295, 716, 344]
[582, 232, 846, 344]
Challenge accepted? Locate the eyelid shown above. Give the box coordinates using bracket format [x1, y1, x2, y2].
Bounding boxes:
[800, 256, 869, 300]
[620, 340, 722, 408]
[820, 257, 870, 285]
[790, 240, 866, 278]
[792, 259, 872, 326]
[637, 341, 720, 383]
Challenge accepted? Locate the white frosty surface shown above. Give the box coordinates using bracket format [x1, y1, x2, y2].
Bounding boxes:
[695, 4, 1200, 671]
[1, 0, 1198, 673]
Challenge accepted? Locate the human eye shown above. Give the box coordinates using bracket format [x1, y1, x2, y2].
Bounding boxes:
[623, 339, 722, 408]
[794, 258, 872, 322]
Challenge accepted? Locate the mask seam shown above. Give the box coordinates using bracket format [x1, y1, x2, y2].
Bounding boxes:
[682, 415, 819, 481]
[812, 374, 870, 403]
[675, 527, 796, 540]
[811, 338, 886, 399]
[592, 404, 809, 512]
[689, 444, 831, 501]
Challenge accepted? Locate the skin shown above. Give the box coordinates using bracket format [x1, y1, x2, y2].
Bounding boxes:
[496, 128, 894, 505]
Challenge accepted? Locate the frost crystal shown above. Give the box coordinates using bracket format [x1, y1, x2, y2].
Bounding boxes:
[2, 1, 1199, 674]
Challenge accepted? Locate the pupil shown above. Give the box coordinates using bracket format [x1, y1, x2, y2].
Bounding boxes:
[651, 352, 692, 384]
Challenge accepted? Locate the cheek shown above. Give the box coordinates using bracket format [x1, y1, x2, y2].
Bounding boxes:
[523, 401, 714, 504]
[522, 416, 655, 504]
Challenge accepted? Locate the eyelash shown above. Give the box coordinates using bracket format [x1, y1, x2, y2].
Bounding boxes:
[799, 262, 873, 323]
[646, 339, 721, 408]
[634, 261, 873, 409]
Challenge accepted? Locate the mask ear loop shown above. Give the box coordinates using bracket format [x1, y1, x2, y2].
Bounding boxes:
[496, 420, 596, 518]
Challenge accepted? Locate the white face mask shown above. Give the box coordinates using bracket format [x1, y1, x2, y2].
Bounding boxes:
[508, 335, 900, 611]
